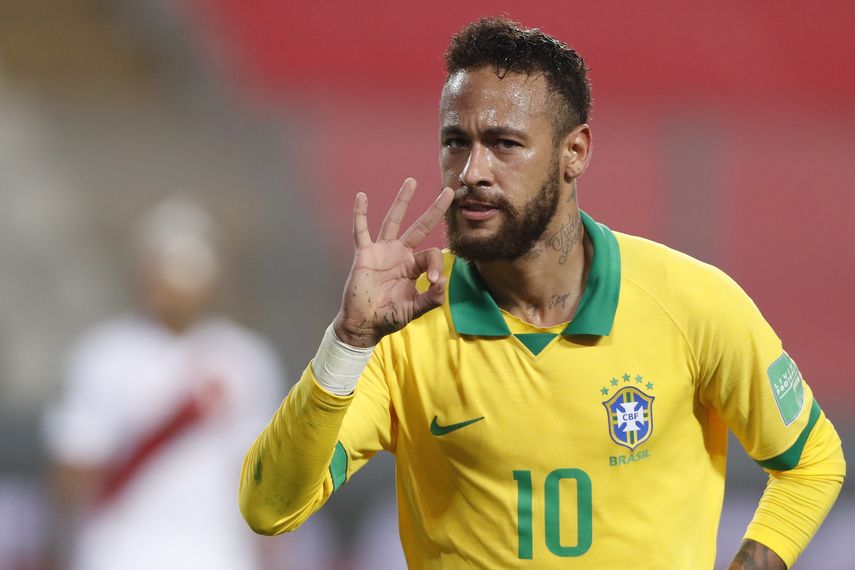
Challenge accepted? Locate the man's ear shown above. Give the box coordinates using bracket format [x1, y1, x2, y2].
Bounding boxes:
[561, 124, 592, 182]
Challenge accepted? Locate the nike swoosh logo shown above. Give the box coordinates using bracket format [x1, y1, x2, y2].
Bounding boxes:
[430, 415, 485, 436]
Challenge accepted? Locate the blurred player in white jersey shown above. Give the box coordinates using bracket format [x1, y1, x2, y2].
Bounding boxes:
[43, 198, 297, 570]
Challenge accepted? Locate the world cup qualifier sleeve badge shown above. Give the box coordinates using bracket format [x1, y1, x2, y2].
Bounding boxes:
[602, 382, 655, 451]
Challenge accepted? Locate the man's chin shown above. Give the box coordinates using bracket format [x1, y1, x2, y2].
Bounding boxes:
[447, 235, 507, 262]
[447, 224, 495, 246]
[446, 215, 519, 261]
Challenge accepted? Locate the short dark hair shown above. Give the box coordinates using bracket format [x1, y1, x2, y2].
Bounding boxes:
[444, 17, 591, 138]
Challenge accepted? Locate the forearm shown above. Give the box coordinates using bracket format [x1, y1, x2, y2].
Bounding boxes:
[239, 364, 353, 534]
[728, 539, 786, 569]
[742, 413, 846, 567]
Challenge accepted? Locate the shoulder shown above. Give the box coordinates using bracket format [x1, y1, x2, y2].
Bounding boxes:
[617, 231, 728, 285]
[69, 315, 159, 367]
[615, 232, 757, 319]
[195, 316, 282, 366]
[56, 316, 164, 405]
[614, 232, 780, 379]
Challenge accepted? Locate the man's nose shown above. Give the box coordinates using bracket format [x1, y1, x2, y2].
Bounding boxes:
[459, 145, 493, 188]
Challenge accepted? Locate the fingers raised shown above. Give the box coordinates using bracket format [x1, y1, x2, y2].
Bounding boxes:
[352, 192, 371, 248]
[401, 187, 455, 249]
[378, 178, 417, 241]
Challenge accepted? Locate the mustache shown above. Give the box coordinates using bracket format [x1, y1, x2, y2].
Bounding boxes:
[449, 187, 512, 210]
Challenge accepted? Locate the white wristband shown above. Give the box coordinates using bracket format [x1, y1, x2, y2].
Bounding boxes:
[311, 323, 375, 396]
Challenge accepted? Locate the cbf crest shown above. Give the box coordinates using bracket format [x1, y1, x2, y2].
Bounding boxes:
[602, 386, 654, 451]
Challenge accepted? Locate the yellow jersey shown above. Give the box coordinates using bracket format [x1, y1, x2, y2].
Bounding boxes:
[240, 211, 844, 569]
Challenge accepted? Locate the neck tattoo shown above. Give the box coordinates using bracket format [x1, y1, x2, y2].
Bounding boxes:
[548, 212, 582, 264]
[547, 292, 572, 309]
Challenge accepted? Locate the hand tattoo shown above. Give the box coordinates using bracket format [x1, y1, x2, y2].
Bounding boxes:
[376, 303, 404, 336]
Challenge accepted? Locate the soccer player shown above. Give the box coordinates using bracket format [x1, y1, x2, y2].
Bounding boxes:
[44, 198, 288, 570]
[239, 18, 845, 569]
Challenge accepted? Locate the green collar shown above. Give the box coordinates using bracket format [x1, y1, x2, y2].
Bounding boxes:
[448, 210, 621, 337]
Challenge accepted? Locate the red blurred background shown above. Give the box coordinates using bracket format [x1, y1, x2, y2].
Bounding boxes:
[186, 0, 855, 406]
[0, 1, 851, 568]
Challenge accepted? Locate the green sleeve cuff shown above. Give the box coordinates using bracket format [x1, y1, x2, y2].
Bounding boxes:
[329, 441, 349, 492]
[755, 400, 821, 471]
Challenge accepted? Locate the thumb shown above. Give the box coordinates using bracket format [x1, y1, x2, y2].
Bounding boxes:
[412, 277, 446, 320]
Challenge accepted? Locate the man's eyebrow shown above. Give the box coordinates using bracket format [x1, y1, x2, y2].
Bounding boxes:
[482, 126, 528, 140]
[440, 126, 529, 139]
[440, 125, 467, 138]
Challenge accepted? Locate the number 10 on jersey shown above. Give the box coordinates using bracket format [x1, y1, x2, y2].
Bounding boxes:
[513, 469, 593, 559]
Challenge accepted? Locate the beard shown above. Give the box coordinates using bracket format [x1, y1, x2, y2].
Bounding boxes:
[445, 155, 562, 262]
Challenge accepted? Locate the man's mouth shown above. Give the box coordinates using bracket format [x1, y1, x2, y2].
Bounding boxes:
[458, 200, 500, 221]
[462, 202, 494, 211]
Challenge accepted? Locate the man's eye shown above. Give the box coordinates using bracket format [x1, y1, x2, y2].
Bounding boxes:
[495, 139, 520, 149]
[444, 138, 468, 149]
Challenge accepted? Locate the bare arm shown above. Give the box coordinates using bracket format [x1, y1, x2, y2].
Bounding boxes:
[727, 539, 787, 570]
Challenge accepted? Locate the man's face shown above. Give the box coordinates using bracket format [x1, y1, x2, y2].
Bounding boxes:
[138, 246, 219, 332]
[440, 67, 563, 261]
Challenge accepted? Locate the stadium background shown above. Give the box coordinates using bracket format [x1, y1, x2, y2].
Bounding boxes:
[0, 0, 851, 567]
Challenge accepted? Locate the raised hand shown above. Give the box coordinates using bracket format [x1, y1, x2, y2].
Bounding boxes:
[333, 178, 455, 348]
